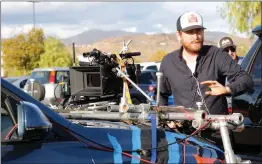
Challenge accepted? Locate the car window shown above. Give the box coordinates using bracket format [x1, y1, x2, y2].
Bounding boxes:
[147, 65, 158, 71]
[20, 79, 28, 88]
[140, 72, 156, 84]
[241, 36, 261, 70]
[30, 71, 50, 84]
[250, 46, 261, 80]
[1, 89, 20, 141]
[248, 42, 262, 124]
[56, 71, 69, 83]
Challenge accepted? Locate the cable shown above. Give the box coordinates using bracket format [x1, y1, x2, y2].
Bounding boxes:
[144, 119, 212, 152]
[192, 76, 210, 114]
[5, 124, 18, 140]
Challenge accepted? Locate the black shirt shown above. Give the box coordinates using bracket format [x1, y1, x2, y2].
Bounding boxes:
[159, 45, 254, 114]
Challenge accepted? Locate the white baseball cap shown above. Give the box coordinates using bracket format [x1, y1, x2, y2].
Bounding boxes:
[177, 11, 206, 32]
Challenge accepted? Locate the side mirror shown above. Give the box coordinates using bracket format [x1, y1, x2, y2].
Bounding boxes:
[17, 101, 52, 140]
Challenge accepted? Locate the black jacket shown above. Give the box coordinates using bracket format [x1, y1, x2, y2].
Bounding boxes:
[159, 45, 254, 114]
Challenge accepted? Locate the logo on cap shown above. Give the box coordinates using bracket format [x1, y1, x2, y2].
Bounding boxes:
[188, 14, 198, 23]
[221, 39, 231, 46]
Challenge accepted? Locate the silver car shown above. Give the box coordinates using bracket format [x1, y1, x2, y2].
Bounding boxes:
[24, 67, 69, 107]
[4, 76, 29, 90]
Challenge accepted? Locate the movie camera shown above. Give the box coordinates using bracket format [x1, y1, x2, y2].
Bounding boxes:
[59, 40, 144, 105]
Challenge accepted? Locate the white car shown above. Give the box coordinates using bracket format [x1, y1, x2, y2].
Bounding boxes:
[136, 62, 160, 71]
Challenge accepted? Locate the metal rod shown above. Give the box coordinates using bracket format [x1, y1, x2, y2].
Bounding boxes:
[28, 1, 39, 28]
[206, 113, 244, 124]
[60, 111, 149, 122]
[72, 43, 76, 66]
[33, 1, 35, 28]
[30, 79, 35, 97]
[116, 39, 132, 61]
[119, 40, 132, 54]
[219, 121, 237, 163]
[107, 104, 150, 113]
[115, 67, 154, 102]
[161, 110, 206, 121]
[156, 72, 163, 106]
[60, 112, 121, 121]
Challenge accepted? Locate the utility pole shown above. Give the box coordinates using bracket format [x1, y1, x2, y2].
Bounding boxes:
[28, 0, 40, 29]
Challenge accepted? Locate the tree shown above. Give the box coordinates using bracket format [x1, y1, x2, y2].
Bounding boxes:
[218, 1, 261, 37]
[2, 28, 45, 76]
[236, 44, 249, 57]
[38, 37, 73, 67]
[149, 50, 167, 62]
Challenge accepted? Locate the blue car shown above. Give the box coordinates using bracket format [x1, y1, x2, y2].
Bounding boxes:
[147, 83, 175, 105]
[1, 78, 226, 164]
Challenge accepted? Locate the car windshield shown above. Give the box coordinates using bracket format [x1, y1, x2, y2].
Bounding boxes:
[241, 35, 261, 70]
[30, 71, 50, 84]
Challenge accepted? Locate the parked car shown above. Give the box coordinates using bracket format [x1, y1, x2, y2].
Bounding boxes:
[4, 76, 29, 90]
[147, 84, 175, 105]
[238, 56, 244, 65]
[23, 67, 69, 107]
[230, 25, 262, 158]
[137, 62, 159, 71]
[129, 69, 157, 104]
[1, 78, 227, 164]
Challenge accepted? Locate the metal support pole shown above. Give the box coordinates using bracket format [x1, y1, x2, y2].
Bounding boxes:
[33, 1, 35, 28]
[219, 121, 237, 163]
[156, 72, 163, 106]
[30, 79, 35, 97]
[28, 1, 39, 29]
[115, 67, 153, 102]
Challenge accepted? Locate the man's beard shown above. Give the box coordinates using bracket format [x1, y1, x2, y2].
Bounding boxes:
[181, 39, 203, 54]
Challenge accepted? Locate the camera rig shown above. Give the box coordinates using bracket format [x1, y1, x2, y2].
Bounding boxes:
[52, 39, 251, 164]
[60, 71, 251, 164]
[59, 40, 153, 110]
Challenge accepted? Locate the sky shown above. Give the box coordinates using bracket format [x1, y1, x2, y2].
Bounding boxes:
[1, 1, 238, 39]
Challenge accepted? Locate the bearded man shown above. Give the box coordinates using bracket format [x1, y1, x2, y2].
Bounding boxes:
[159, 11, 253, 115]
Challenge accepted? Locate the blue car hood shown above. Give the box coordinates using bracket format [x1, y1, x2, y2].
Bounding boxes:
[68, 119, 224, 163]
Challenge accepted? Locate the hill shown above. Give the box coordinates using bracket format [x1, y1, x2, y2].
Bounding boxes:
[63, 29, 252, 62]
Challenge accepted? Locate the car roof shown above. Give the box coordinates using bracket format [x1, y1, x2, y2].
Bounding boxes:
[141, 69, 157, 73]
[136, 62, 157, 66]
[32, 67, 69, 71]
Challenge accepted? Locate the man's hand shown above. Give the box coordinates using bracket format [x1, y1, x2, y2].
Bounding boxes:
[200, 80, 231, 96]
